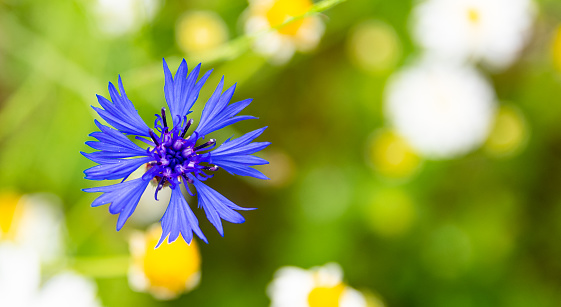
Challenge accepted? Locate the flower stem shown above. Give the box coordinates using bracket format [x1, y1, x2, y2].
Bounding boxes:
[72, 255, 130, 278]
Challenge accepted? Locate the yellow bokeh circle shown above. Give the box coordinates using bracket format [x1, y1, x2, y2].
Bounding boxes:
[367, 129, 421, 179]
[485, 105, 528, 157]
[176, 11, 229, 54]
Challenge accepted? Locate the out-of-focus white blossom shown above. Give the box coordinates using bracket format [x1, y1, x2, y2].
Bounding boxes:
[411, 0, 535, 70]
[267, 263, 367, 307]
[93, 0, 160, 36]
[384, 59, 496, 159]
[0, 244, 102, 307]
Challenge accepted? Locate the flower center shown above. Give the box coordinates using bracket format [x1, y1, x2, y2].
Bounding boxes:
[147, 108, 218, 199]
[265, 0, 312, 36]
[467, 8, 480, 24]
[0, 191, 22, 239]
[307, 283, 346, 307]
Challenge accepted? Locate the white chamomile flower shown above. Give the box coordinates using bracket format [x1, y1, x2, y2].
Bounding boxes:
[267, 263, 367, 307]
[411, 0, 536, 70]
[93, 0, 160, 36]
[384, 59, 496, 159]
[0, 243, 102, 307]
[244, 0, 325, 65]
[0, 192, 65, 264]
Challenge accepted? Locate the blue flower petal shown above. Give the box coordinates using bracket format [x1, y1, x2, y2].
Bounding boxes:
[191, 177, 254, 236]
[84, 120, 148, 159]
[195, 77, 256, 137]
[93, 76, 151, 137]
[157, 185, 208, 247]
[84, 177, 152, 231]
[83, 156, 152, 181]
[211, 127, 269, 155]
[209, 127, 270, 179]
[163, 59, 212, 128]
[210, 161, 269, 180]
[211, 155, 269, 165]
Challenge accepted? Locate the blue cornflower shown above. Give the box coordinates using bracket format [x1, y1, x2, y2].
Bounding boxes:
[83, 59, 270, 247]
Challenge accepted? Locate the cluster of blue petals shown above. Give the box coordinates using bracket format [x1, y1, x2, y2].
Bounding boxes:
[83, 59, 270, 247]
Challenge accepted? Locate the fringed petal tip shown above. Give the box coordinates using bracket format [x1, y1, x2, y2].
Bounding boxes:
[85, 178, 152, 232]
[92, 78, 151, 137]
[207, 127, 271, 180]
[191, 177, 253, 236]
[155, 231, 208, 249]
[157, 186, 208, 248]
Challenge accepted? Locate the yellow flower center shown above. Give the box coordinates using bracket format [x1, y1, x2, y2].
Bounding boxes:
[307, 283, 346, 307]
[266, 0, 312, 36]
[467, 8, 480, 24]
[141, 229, 201, 295]
[0, 192, 22, 240]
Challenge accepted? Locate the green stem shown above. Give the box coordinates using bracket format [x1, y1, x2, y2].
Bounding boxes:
[309, 0, 347, 14]
[72, 255, 131, 278]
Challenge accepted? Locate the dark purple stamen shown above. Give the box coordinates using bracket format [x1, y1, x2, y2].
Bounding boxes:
[148, 120, 210, 197]
[195, 139, 216, 151]
[161, 108, 168, 132]
[148, 115, 220, 200]
[182, 174, 194, 184]
[149, 129, 160, 146]
[155, 177, 166, 200]
[181, 119, 194, 138]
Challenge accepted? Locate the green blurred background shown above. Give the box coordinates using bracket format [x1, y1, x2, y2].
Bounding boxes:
[1, 0, 561, 306]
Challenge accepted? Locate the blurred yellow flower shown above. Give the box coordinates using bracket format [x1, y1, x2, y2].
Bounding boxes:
[0, 191, 64, 263]
[347, 20, 401, 73]
[265, 0, 311, 36]
[485, 105, 528, 157]
[307, 283, 346, 307]
[129, 225, 201, 300]
[268, 263, 368, 307]
[0, 191, 22, 239]
[367, 129, 421, 179]
[366, 188, 416, 238]
[176, 11, 229, 54]
[245, 0, 325, 64]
